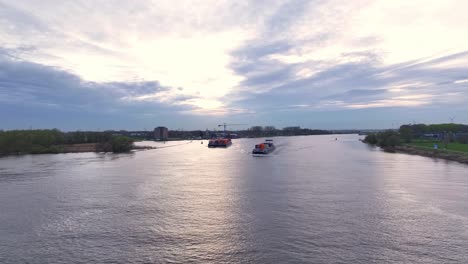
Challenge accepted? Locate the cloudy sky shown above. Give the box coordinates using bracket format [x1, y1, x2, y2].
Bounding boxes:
[1, 0, 468, 130]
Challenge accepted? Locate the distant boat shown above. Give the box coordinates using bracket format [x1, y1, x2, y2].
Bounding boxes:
[252, 139, 275, 155]
[208, 138, 232, 148]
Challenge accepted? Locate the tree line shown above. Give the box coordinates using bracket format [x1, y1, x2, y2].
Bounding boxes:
[399, 123, 468, 143]
[236, 126, 332, 137]
[0, 129, 134, 155]
[164, 126, 333, 139]
[364, 123, 468, 148]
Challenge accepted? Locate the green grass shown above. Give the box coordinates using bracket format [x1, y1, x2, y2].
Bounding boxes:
[407, 140, 468, 154]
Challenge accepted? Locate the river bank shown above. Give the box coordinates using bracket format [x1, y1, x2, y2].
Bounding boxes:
[0, 143, 156, 156]
[0, 130, 138, 155]
[383, 145, 468, 164]
[361, 128, 468, 165]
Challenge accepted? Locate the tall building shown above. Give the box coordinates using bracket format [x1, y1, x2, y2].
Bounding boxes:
[154, 127, 168, 140]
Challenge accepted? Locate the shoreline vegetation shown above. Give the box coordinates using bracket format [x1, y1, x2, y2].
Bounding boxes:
[362, 123, 468, 164]
[0, 129, 135, 156]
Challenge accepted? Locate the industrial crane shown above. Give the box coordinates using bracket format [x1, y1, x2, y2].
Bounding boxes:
[218, 123, 247, 132]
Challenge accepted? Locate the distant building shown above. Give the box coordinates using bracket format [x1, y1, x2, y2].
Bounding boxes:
[154, 127, 168, 140]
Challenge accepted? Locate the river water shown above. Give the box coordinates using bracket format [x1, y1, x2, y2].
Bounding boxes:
[0, 134, 467, 263]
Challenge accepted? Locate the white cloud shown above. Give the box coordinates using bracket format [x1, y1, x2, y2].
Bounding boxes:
[454, 79, 468, 84]
[345, 99, 429, 109]
[1, 0, 468, 116]
[0, 0, 262, 111]
[264, 0, 468, 66]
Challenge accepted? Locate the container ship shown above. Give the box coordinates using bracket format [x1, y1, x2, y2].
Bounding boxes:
[208, 137, 232, 148]
[252, 139, 275, 154]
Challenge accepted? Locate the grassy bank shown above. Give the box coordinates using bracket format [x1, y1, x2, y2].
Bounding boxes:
[394, 145, 468, 164]
[407, 139, 468, 154]
[362, 126, 468, 164]
[0, 130, 134, 155]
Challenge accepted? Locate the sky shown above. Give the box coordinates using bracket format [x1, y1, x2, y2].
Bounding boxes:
[1, 0, 468, 131]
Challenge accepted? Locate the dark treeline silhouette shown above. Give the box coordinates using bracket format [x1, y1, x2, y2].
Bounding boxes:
[363, 130, 401, 148]
[0, 129, 133, 155]
[157, 126, 333, 139]
[399, 123, 468, 134]
[399, 123, 468, 143]
[364, 123, 468, 148]
[236, 126, 332, 138]
[168, 130, 205, 139]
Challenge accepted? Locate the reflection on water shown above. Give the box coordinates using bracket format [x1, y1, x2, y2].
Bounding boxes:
[1, 135, 467, 263]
